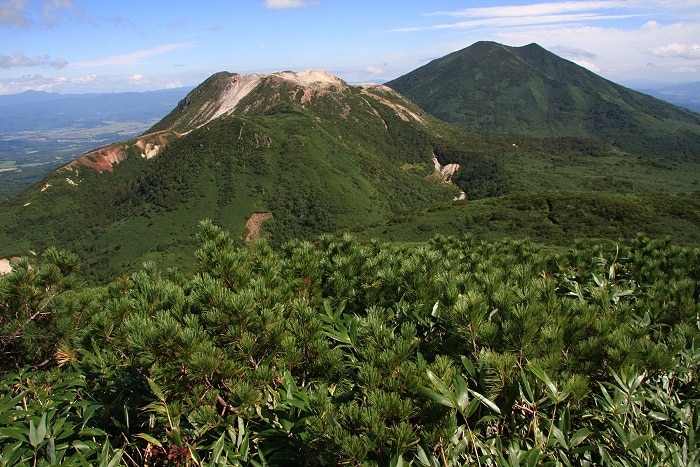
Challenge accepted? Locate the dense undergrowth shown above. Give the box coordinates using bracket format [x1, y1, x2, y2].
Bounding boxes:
[1, 223, 698, 465]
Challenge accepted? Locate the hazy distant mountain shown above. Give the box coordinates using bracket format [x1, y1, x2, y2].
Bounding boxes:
[386, 41, 700, 156]
[0, 87, 193, 133]
[639, 82, 700, 114]
[0, 70, 507, 280]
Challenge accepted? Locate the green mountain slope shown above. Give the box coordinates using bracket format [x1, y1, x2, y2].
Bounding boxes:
[0, 71, 507, 281]
[386, 41, 700, 156]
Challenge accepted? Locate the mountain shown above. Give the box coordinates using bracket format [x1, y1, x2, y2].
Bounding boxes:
[385, 41, 700, 156]
[0, 70, 507, 281]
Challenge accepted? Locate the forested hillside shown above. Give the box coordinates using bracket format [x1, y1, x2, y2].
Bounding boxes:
[1, 224, 698, 465]
[386, 41, 700, 156]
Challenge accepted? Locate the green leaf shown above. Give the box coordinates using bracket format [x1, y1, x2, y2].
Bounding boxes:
[460, 355, 476, 378]
[171, 426, 182, 448]
[29, 413, 47, 448]
[465, 398, 481, 418]
[210, 432, 225, 465]
[550, 424, 568, 449]
[0, 427, 28, 443]
[468, 388, 501, 415]
[135, 433, 163, 448]
[72, 440, 97, 452]
[625, 435, 651, 451]
[524, 446, 540, 467]
[570, 428, 592, 447]
[46, 436, 56, 465]
[239, 432, 250, 461]
[389, 452, 405, 467]
[607, 420, 627, 445]
[106, 449, 124, 467]
[530, 364, 558, 396]
[454, 376, 470, 412]
[417, 387, 455, 409]
[147, 377, 167, 402]
[416, 445, 434, 467]
[426, 369, 452, 396]
[648, 411, 669, 422]
[80, 428, 106, 437]
[188, 444, 202, 465]
[1, 441, 26, 467]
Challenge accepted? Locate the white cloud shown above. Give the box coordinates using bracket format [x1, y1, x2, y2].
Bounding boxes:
[428, 1, 629, 18]
[0, 74, 64, 93]
[129, 73, 150, 85]
[0, 52, 68, 69]
[0, 0, 31, 28]
[74, 43, 193, 68]
[264, 0, 316, 10]
[70, 73, 97, 84]
[366, 66, 383, 76]
[572, 59, 601, 72]
[649, 43, 700, 59]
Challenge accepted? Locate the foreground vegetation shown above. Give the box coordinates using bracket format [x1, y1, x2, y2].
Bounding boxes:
[1, 222, 698, 465]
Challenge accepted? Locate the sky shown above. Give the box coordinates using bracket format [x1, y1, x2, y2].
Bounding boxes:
[1, 0, 699, 95]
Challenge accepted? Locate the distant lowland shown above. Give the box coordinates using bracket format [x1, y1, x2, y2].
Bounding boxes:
[0, 87, 192, 199]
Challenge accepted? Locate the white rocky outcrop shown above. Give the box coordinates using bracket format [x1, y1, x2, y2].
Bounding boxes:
[433, 156, 460, 183]
[0, 258, 12, 275]
[207, 70, 345, 123]
[433, 155, 467, 200]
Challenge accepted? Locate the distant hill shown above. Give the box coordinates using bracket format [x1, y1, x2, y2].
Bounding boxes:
[0, 71, 508, 281]
[385, 41, 700, 156]
[639, 82, 700, 114]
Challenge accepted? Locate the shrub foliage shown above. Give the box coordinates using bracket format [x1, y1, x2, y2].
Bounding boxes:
[0, 223, 698, 465]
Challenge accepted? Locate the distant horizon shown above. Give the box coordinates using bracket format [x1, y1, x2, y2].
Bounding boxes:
[1, 1, 699, 95]
[1, 57, 699, 98]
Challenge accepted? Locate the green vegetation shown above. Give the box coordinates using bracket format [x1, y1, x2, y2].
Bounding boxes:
[1, 225, 698, 465]
[1, 55, 699, 466]
[356, 191, 700, 248]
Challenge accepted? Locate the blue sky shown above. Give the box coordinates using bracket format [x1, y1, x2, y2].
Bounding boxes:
[1, 0, 699, 94]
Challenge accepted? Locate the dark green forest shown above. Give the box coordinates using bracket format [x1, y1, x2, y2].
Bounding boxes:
[1, 223, 698, 465]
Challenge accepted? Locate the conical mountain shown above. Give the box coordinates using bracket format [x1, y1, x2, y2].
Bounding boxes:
[386, 41, 700, 156]
[0, 70, 506, 281]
